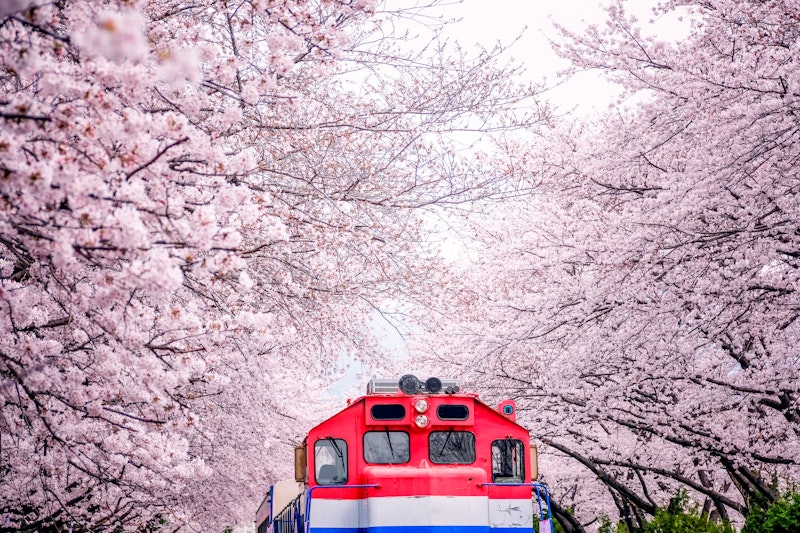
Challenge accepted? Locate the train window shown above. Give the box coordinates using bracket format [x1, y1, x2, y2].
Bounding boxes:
[371, 404, 406, 420]
[364, 431, 410, 464]
[429, 431, 476, 464]
[492, 439, 524, 482]
[437, 404, 469, 421]
[314, 438, 348, 485]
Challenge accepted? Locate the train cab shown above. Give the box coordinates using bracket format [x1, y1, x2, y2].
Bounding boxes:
[258, 375, 552, 533]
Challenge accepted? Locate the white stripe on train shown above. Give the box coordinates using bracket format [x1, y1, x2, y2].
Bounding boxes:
[308, 497, 533, 530]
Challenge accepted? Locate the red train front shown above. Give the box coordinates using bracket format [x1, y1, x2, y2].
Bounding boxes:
[256, 375, 552, 533]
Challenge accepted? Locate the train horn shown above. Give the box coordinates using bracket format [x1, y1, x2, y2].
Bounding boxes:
[425, 377, 442, 394]
[398, 374, 421, 394]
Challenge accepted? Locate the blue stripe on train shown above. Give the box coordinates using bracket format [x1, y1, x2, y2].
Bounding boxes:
[311, 526, 533, 533]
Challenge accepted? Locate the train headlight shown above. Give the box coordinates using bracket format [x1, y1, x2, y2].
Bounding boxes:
[414, 398, 429, 413]
[415, 414, 429, 428]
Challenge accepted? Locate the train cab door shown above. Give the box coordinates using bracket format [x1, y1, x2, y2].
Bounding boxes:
[308, 437, 367, 533]
[487, 438, 534, 532]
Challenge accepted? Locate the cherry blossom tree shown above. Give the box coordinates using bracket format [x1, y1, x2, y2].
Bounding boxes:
[418, 1, 800, 531]
[0, 0, 542, 530]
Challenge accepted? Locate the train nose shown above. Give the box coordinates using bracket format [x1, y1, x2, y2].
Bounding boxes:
[368, 495, 490, 533]
[363, 465, 490, 533]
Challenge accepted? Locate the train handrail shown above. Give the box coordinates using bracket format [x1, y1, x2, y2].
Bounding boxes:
[269, 492, 305, 533]
[304, 483, 380, 533]
[303, 482, 551, 532]
[479, 482, 553, 521]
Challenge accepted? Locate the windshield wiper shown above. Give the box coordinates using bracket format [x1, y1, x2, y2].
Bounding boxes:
[385, 428, 395, 461]
[438, 429, 455, 458]
[327, 437, 343, 460]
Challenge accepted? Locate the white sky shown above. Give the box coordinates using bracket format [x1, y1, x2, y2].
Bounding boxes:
[432, 0, 689, 114]
[440, 0, 616, 113]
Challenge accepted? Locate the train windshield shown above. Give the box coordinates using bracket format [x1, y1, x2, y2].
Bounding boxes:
[363, 431, 410, 464]
[429, 431, 476, 464]
[314, 438, 348, 485]
[492, 438, 524, 482]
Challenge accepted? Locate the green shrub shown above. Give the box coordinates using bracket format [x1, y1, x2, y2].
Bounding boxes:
[742, 493, 800, 533]
[597, 492, 733, 533]
[643, 508, 734, 533]
[598, 516, 629, 533]
[644, 492, 733, 533]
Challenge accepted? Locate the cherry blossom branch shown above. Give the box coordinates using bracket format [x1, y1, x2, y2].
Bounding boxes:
[591, 457, 747, 513]
[126, 137, 189, 180]
[543, 437, 657, 515]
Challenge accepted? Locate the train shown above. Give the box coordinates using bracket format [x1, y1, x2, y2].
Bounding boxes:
[255, 374, 553, 533]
